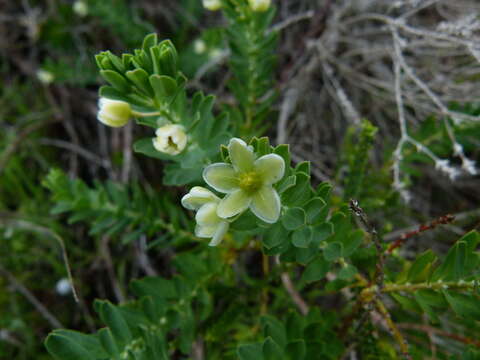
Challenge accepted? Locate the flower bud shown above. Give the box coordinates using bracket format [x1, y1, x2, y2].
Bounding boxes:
[248, 0, 271, 12]
[73, 0, 88, 17]
[194, 39, 207, 54]
[97, 98, 132, 127]
[153, 124, 187, 155]
[203, 0, 222, 11]
[37, 69, 54, 84]
[55, 278, 72, 296]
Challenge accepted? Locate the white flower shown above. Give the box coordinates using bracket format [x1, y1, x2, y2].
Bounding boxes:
[194, 39, 207, 54]
[97, 98, 132, 127]
[73, 0, 88, 17]
[181, 187, 230, 246]
[55, 278, 72, 296]
[203, 0, 222, 11]
[203, 138, 285, 223]
[37, 69, 54, 84]
[153, 124, 187, 155]
[248, 0, 271, 12]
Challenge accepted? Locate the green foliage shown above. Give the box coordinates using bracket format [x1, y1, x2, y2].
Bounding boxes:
[222, 0, 278, 135]
[96, 33, 231, 185]
[42, 169, 191, 246]
[46, 251, 224, 359]
[343, 119, 378, 200]
[2, 2, 478, 359]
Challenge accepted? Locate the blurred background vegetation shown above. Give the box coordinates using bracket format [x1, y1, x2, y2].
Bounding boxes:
[1, 0, 480, 359]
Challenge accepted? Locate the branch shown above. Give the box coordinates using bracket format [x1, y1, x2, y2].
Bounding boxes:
[386, 214, 455, 254]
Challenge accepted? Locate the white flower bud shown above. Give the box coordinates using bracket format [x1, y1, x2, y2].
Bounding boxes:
[55, 278, 72, 296]
[194, 39, 207, 54]
[203, 0, 222, 11]
[248, 0, 271, 12]
[153, 124, 187, 155]
[73, 1, 88, 17]
[37, 69, 54, 84]
[97, 98, 132, 128]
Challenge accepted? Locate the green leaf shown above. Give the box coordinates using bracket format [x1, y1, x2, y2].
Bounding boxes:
[342, 230, 364, 257]
[304, 197, 327, 224]
[338, 264, 358, 280]
[291, 226, 313, 248]
[282, 207, 306, 230]
[282, 173, 312, 207]
[273, 144, 290, 169]
[261, 316, 287, 348]
[432, 241, 467, 281]
[316, 182, 332, 200]
[100, 70, 130, 92]
[277, 175, 296, 194]
[311, 222, 334, 246]
[302, 256, 330, 283]
[98, 328, 120, 360]
[407, 250, 436, 283]
[130, 276, 177, 300]
[45, 332, 97, 360]
[263, 222, 289, 249]
[237, 343, 264, 360]
[262, 337, 285, 360]
[150, 74, 177, 100]
[295, 161, 310, 176]
[285, 340, 306, 360]
[443, 291, 480, 318]
[414, 291, 439, 323]
[126, 68, 153, 96]
[285, 312, 305, 340]
[142, 33, 158, 52]
[96, 301, 132, 347]
[159, 46, 177, 77]
[390, 293, 422, 313]
[324, 242, 343, 262]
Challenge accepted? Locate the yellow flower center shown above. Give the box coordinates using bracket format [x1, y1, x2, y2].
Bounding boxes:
[238, 171, 262, 194]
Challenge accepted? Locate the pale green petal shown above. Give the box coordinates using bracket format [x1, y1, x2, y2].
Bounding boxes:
[203, 163, 239, 194]
[254, 154, 285, 185]
[228, 138, 255, 172]
[195, 224, 216, 238]
[250, 186, 281, 223]
[181, 186, 219, 210]
[209, 221, 229, 246]
[196, 203, 221, 226]
[217, 189, 251, 219]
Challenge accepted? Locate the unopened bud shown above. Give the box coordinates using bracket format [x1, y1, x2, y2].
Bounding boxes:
[203, 0, 222, 11]
[37, 69, 54, 85]
[248, 0, 271, 12]
[97, 98, 132, 127]
[73, 1, 88, 17]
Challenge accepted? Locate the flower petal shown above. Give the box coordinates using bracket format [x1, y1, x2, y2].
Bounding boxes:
[209, 221, 229, 246]
[217, 189, 251, 219]
[181, 186, 219, 210]
[254, 154, 285, 185]
[228, 138, 255, 172]
[203, 163, 239, 194]
[195, 224, 216, 238]
[250, 186, 281, 223]
[196, 203, 221, 226]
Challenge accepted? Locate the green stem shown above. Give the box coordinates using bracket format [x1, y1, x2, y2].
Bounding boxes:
[131, 110, 162, 117]
[362, 280, 477, 299]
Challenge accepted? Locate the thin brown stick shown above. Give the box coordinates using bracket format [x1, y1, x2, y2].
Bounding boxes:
[375, 299, 412, 360]
[349, 199, 385, 290]
[386, 214, 455, 254]
[398, 323, 480, 348]
[0, 264, 63, 329]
